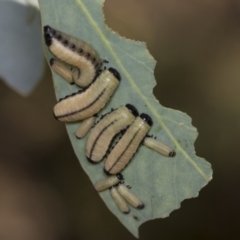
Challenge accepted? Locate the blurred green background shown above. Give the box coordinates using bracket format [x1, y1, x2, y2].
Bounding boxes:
[0, 0, 239, 239]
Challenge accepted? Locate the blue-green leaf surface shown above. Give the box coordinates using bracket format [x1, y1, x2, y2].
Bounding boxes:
[38, 0, 213, 237]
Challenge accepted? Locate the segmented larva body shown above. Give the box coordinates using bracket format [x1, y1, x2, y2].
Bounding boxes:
[94, 174, 123, 192]
[53, 68, 120, 122]
[144, 137, 176, 157]
[44, 25, 103, 87]
[86, 104, 139, 163]
[117, 182, 144, 209]
[104, 113, 153, 175]
[75, 116, 96, 139]
[50, 58, 74, 84]
[110, 185, 130, 214]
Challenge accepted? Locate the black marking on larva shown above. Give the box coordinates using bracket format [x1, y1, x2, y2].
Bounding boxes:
[55, 88, 107, 119]
[137, 204, 145, 209]
[140, 113, 153, 126]
[117, 173, 124, 180]
[87, 157, 99, 164]
[169, 151, 176, 157]
[127, 185, 132, 189]
[76, 68, 81, 80]
[92, 57, 96, 64]
[49, 58, 54, 66]
[44, 29, 53, 46]
[125, 104, 139, 117]
[78, 48, 84, 54]
[95, 63, 99, 69]
[63, 39, 69, 46]
[108, 68, 121, 81]
[104, 133, 121, 159]
[88, 119, 118, 161]
[70, 43, 76, 50]
[146, 134, 152, 138]
[89, 71, 100, 85]
[86, 52, 91, 59]
[98, 110, 112, 120]
[43, 25, 55, 46]
[57, 89, 85, 103]
[57, 34, 62, 40]
[106, 128, 141, 174]
[120, 128, 127, 135]
[103, 60, 109, 64]
[104, 168, 111, 176]
[43, 25, 51, 33]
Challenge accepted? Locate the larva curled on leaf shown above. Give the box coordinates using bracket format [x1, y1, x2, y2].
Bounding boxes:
[44, 25, 104, 87]
[94, 174, 124, 192]
[109, 185, 130, 214]
[104, 113, 153, 175]
[117, 182, 144, 209]
[86, 104, 139, 163]
[53, 67, 121, 122]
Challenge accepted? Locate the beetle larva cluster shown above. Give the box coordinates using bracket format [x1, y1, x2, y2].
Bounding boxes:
[44, 25, 176, 214]
[95, 175, 144, 214]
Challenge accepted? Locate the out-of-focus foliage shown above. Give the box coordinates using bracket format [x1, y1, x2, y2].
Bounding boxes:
[0, 0, 44, 95]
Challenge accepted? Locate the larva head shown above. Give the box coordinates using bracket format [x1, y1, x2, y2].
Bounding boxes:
[108, 68, 121, 81]
[43, 25, 55, 46]
[125, 104, 139, 117]
[116, 173, 124, 181]
[49, 58, 55, 66]
[140, 113, 153, 126]
[137, 203, 145, 209]
[169, 151, 176, 157]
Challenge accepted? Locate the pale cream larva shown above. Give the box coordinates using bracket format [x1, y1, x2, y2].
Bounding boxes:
[44, 25, 103, 87]
[110, 185, 130, 214]
[117, 182, 144, 209]
[144, 137, 176, 157]
[104, 113, 153, 175]
[94, 173, 124, 192]
[53, 68, 120, 122]
[75, 116, 96, 139]
[50, 58, 74, 84]
[86, 104, 139, 163]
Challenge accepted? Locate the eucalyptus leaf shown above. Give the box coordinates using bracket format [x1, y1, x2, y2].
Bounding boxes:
[38, 0, 213, 238]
